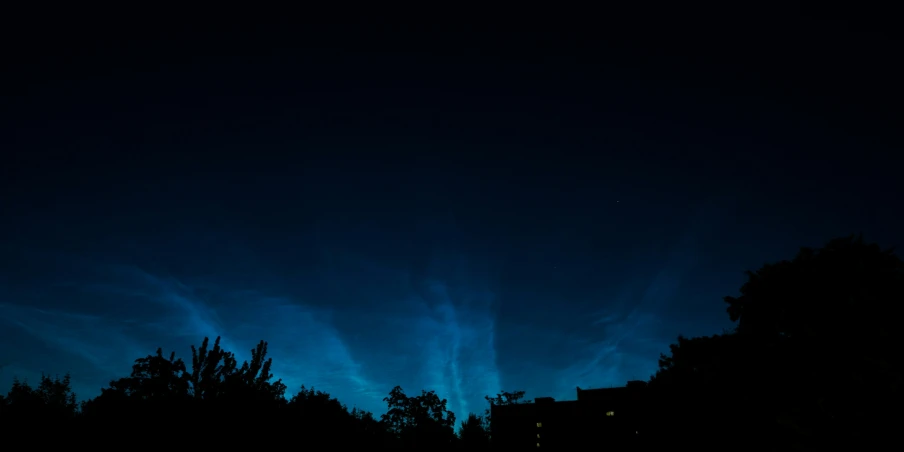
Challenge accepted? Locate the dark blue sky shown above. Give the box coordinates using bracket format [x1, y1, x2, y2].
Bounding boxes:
[2, 11, 902, 417]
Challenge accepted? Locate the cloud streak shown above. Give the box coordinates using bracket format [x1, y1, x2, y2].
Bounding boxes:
[0, 252, 506, 418]
[0, 213, 712, 419]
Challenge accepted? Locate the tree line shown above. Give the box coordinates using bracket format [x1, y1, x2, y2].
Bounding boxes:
[0, 335, 532, 447]
[1, 235, 900, 448]
[0, 328, 527, 448]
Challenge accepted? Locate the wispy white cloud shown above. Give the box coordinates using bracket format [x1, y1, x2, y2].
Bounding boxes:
[533, 225, 707, 400]
[0, 233, 698, 421]
[402, 280, 501, 418]
[217, 293, 385, 408]
[0, 300, 149, 398]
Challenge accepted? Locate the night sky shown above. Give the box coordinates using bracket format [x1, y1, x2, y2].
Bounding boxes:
[2, 9, 902, 417]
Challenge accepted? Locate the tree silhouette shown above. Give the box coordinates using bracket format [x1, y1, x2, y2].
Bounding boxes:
[80, 346, 193, 438]
[652, 235, 904, 447]
[188, 336, 285, 403]
[78, 335, 289, 439]
[1, 374, 78, 424]
[116, 347, 190, 399]
[189, 335, 238, 400]
[726, 235, 902, 442]
[236, 340, 283, 393]
[459, 412, 491, 448]
[648, 333, 768, 446]
[726, 235, 901, 339]
[286, 385, 388, 447]
[382, 386, 457, 449]
[349, 406, 389, 445]
[1, 337, 489, 447]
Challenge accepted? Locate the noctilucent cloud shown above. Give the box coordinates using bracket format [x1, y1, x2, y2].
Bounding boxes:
[2, 20, 901, 419]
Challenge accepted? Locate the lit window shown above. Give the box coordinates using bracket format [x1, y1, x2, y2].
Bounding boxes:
[536, 422, 542, 427]
[606, 411, 614, 416]
[537, 443, 540, 447]
[537, 434, 540, 438]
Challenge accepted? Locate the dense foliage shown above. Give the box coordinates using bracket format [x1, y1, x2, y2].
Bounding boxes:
[649, 235, 902, 448]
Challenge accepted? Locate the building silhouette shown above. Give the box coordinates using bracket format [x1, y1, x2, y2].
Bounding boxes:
[491, 381, 649, 449]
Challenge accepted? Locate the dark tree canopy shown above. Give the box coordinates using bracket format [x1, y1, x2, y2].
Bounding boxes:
[652, 235, 903, 447]
[459, 412, 491, 448]
[382, 385, 457, 449]
[725, 234, 902, 343]
[0, 373, 78, 424]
